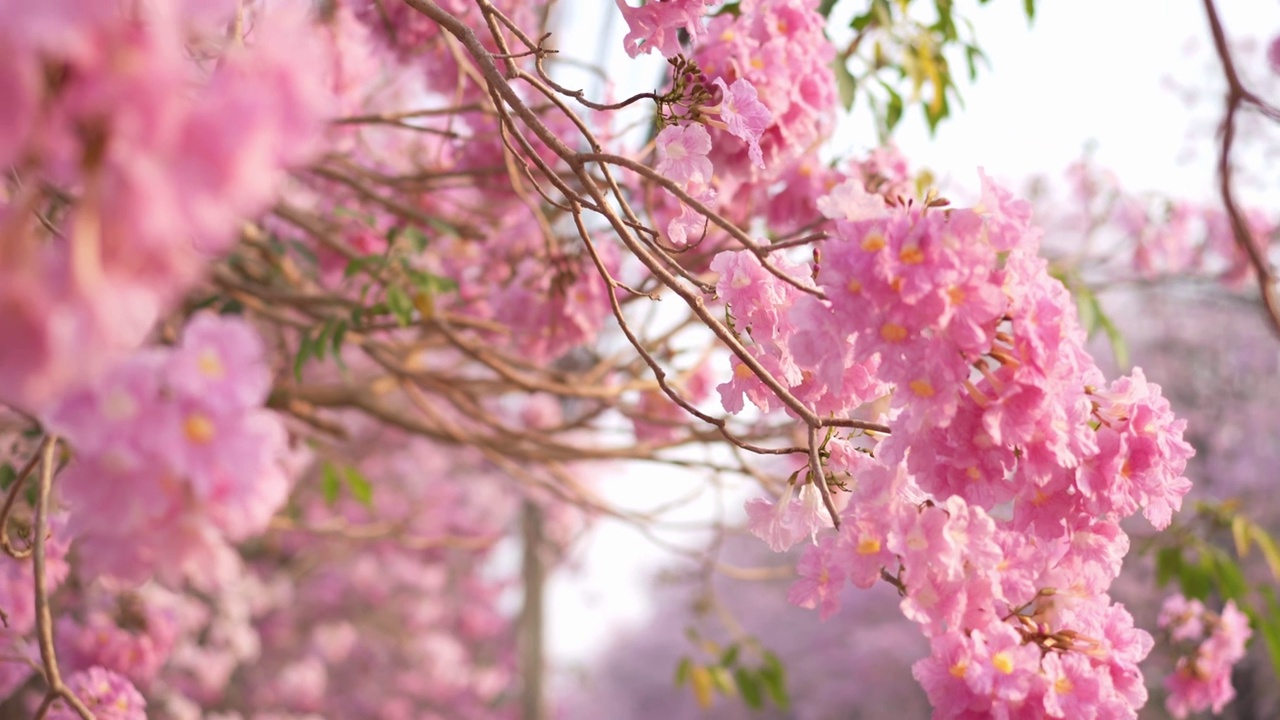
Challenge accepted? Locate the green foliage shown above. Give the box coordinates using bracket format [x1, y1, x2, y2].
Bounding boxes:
[1071, 282, 1129, 369]
[320, 461, 375, 508]
[287, 224, 458, 379]
[821, 0, 1034, 139]
[1151, 501, 1280, 681]
[672, 632, 790, 712]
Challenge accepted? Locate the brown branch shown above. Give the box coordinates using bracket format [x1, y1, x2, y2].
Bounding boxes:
[1201, 0, 1280, 338]
[0, 449, 41, 560]
[31, 437, 94, 720]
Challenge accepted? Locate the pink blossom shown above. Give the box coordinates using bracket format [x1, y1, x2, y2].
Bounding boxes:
[615, 0, 714, 58]
[1160, 596, 1252, 719]
[817, 179, 889, 221]
[711, 77, 773, 168]
[744, 481, 830, 553]
[788, 537, 846, 620]
[655, 124, 713, 187]
[50, 667, 146, 720]
[166, 313, 272, 413]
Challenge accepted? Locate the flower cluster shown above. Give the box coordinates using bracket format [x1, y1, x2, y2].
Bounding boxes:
[731, 174, 1195, 718]
[0, 0, 333, 412]
[1158, 595, 1253, 718]
[48, 666, 146, 720]
[692, 0, 837, 193]
[615, 0, 716, 58]
[44, 313, 298, 585]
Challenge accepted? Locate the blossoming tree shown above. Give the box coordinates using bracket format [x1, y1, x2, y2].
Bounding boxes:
[0, 0, 1276, 718]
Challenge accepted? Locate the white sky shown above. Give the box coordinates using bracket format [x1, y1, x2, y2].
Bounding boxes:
[544, 0, 1280, 673]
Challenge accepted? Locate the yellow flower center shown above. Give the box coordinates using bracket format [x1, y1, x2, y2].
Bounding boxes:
[899, 246, 924, 264]
[184, 413, 216, 444]
[880, 323, 908, 343]
[991, 651, 1014, 675]
[908, 379, 935, 397]
[198, 350, 224, 378]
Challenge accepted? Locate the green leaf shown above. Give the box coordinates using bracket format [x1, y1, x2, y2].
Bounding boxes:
[401, 227, 430, 253]
[0, 463, 15, 491]
[964, 44, 987, 81]
[932, 0, 957, 40]
[407, 268, 459, 295]
[881, 82, 904, 134]
[386, 286, 415, 327]
[817, 0, 838, 18]
[1023, 0, 1036, 21]
[714, 1, 742, 17]
[733, 668, 764, 709]
[1257, 587, 1280, 679]
[835, 59, 858, 111]
[1176, 551, 1214, 600]
[719, 644, 740, 668]
[330, 320, 348, 360]
[1206, 548, 1248, 602]
[321, 462, 341, 505]
[313, 320, 332, 362]
[675, 657, 693, 688]
[293, 329, 314, 381]
[1232, 514, 1251, 558]
[343, 466, 374, 507]
[759, 651, 790, 710]
[1073, 287, 1129, 369]
[344, 256, 374, 279]
[709, 666, 735, 696]
[1251, 525, 1280, 580]
[1075, 285, 1098, 336]
[923, 78, 951, 134]
[1095, 303, 1130, 370]
[1155, 545, 1182, 587]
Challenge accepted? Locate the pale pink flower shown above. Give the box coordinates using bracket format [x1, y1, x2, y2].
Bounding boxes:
[711, 77, 772, 168]
[1160, 596, 1252, 718]
[50, 667, 146, 720]
[788, 537, 846, 620]
[615, 0, 714, 58]
[655, 124, 713, 187]
[817, 179, 889, 221]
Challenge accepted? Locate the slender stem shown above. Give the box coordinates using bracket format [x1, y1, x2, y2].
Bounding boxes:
[1201, 0, 1280, 337]
[31, 436, 94, 720]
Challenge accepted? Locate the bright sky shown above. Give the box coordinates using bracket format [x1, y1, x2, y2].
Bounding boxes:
[544, 0, 1280, 674]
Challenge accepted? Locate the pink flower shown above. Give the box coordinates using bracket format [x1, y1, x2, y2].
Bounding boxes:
[1269, 35, 1280, 75]
[166, 312, 272, 412]
[788, 537, 846, 620]
[615, 0, 713, 58]
[744, 481, 831, 553]
[817, 179, 889, 222]
[655, 123, 713, 187]
[1160, 596, 1252, 719]
[50, 667, 145, 720]
[711, 77, 772, 168]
